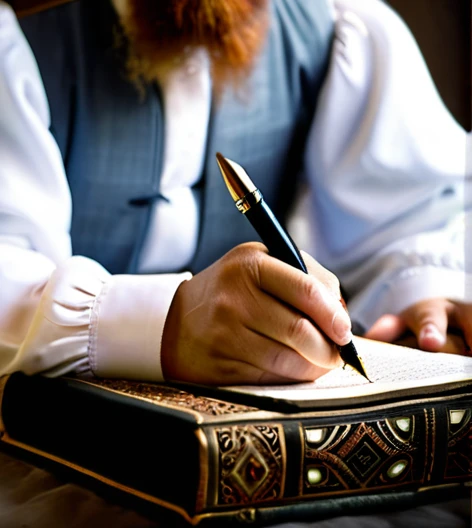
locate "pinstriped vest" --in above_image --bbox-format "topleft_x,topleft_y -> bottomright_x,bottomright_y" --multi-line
19,0 -> 333,274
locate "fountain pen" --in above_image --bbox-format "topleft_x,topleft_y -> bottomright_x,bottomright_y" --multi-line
216,152 -> 370,381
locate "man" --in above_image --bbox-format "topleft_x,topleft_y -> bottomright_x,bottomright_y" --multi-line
0,0 -> 470,388
0,1 -> 470,527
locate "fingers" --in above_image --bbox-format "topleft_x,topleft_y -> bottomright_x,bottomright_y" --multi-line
401,299 -> 449,352
441,332 -> 472,356
163,242 -> 350,385
396,298 -> 472,355
451,303 -> 472,354
257,251 -> 353,347
209,358 -> 328,385
242,289 -> 342,369
217,327 -> 332,383
301,250 -> 342,296
364,300 -> 472,357
364,314 -> 407,343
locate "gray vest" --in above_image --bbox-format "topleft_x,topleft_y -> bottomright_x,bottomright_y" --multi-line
20,0 -> 333,274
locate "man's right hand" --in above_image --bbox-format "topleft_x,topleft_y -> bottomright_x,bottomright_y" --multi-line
161,242 -> 352,385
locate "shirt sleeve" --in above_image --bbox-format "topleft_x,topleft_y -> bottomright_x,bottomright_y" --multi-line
302,0 -> 472,331
0,2 -> 190,381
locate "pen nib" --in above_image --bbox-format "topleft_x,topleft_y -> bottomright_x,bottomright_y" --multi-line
216,152 -> 257,202
339,342 -> 372,382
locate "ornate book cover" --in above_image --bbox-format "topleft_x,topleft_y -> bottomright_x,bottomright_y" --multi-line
0,365 -> 471,526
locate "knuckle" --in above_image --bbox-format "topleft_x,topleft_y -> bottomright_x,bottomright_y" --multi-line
228,242 -> 267,262
246,246 -> 265,277
302,279 -> 329,310
243,241 -> 267,254
270,347 -> 292,373
269,348 -> 301,379
207,295 -> 236,332
224,243 -> 267,284
301,278 -> 318,303
269,347 -> 320,381
288,316 -> 313,347
324,272 -> 341,297
212,293 -> 236,324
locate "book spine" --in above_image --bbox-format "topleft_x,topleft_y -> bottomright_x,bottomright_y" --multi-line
0,373 -> 202,519
199,401 -> 472,515
1,373 -> 472,524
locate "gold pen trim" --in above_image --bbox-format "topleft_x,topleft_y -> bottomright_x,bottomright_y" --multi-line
235,189 -> 262,213
216,152 -> 258,202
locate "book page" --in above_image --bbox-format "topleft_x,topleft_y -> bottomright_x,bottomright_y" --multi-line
224,337 -> 472,405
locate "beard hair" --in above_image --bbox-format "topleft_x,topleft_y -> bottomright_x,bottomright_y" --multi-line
117,0 -> 269,95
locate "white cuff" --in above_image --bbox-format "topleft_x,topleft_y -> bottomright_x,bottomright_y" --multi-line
10,256 -> 108,377
351,266 -> 472,331
90,271 -> 191,380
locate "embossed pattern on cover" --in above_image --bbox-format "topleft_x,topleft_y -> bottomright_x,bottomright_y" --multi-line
1,374 -> 471,525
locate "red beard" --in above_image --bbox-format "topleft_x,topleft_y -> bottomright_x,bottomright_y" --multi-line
118,0 -> 269,93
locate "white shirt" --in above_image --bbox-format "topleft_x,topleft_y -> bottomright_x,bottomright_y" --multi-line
0,0 -> 470,381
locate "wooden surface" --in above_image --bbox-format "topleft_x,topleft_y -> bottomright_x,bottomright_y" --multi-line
388,0 -> 471,131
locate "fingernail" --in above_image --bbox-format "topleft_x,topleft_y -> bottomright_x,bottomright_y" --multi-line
419,323 -> 446,345
332,310 -> 353,343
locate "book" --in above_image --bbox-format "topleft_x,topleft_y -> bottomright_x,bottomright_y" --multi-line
0,338 -> 471,526
219,336 -> 472,409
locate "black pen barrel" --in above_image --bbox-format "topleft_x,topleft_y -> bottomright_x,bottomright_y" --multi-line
245,199 -> 308,273
216,153 -> 369,381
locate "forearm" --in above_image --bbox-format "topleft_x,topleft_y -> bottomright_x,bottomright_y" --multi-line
304,0 -> 470,327
0,2 -> 195,381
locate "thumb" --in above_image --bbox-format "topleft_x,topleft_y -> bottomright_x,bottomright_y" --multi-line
402,299 -> 448,352
364,314 -> 407,343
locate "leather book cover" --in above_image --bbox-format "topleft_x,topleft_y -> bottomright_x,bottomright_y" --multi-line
0,372 -> 471,526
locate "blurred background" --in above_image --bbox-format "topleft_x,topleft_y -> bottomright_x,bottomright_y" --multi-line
389,0 -> 471,131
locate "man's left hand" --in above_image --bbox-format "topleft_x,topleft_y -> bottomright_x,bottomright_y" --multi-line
365,298 -> 472,356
